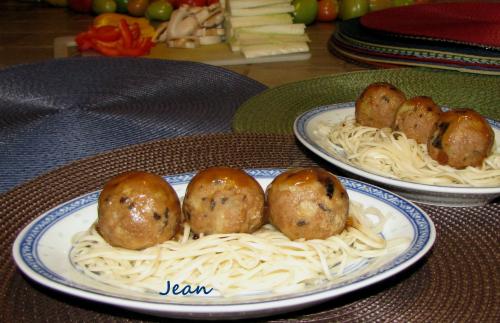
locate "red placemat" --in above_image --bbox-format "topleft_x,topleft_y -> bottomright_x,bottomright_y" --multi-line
361,2 -> 500,48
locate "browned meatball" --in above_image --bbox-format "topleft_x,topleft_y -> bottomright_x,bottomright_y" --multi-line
97,171 -> 182,250
428,109 -> 494,169
182,167 -> 265,235
355,82 -> 406,128
393,96 -> 442,144
266,168 -> 349,240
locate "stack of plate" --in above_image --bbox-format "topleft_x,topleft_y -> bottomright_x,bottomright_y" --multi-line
329,2 -> 500,75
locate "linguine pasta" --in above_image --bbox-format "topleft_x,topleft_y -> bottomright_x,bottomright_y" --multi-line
323,118 -> 500,187
70,202 -> 405,296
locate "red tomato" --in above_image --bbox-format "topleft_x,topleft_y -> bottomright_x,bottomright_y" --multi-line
177,0 -> 206,6
206,0 -> 219,5
317,0 -> 338,22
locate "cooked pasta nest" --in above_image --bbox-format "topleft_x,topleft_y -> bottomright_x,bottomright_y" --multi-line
70,201 -> 408,297
320,118 -> 500,187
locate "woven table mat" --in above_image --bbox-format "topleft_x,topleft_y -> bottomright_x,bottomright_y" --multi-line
0,57 -> 267,193
328,28 -> 500,76
328,18 -> 500,76
1,133 -> 498,322
232,68 -> 500,134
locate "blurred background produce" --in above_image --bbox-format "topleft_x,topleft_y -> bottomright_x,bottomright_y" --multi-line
339,0 -> 368,20
48,0 -> 429,24
127,0 -> 149,16
316,0 -> 338,22
292,0 -> 317,25
93,0 -> 117,14
145,0 -> 173,21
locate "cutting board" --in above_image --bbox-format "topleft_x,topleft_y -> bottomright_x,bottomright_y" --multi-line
54,36 -> 311,66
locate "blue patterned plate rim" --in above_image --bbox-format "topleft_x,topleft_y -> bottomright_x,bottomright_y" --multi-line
294,103 -> 500,194
12,168 -> 435,316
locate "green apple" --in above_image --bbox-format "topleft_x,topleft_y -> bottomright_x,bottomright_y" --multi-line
340,0 -> 369,20
293,0 -> 318,25
146,0 -> 173,21
93,0 -> 117,14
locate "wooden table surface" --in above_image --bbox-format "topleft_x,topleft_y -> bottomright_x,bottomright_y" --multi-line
0,0 -> 369,88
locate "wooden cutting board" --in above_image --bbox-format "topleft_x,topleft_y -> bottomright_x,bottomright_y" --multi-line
54,36 -> 311,66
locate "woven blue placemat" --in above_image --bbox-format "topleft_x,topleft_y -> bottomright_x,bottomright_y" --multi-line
0,57 -> 267,193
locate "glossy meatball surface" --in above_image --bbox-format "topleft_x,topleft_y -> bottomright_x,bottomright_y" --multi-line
355,82 -> 406,128
394,96 -> 442,144
266,168 -> 349,240
428,109 -> 494,169
97,171 -> 181,250
182,167 -> 265,235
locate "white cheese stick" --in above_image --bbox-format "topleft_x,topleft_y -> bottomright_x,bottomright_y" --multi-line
230,4 -> 295,16
228,0 -> 291,9
241,41 -> 309,58
235,23 -> 306,35
227,13 -> 293,28
236,32 -> 310,45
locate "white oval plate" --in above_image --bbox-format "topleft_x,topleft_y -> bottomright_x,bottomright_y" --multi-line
294,103 -> 500,207
12,168 -> 435,320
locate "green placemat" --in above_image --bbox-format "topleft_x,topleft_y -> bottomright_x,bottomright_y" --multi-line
233,68 -> 500,134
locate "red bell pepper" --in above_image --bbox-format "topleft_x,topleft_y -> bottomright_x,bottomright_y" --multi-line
75,19 -> 154,57
94,25 -> 121,42
118,19 -> 133,49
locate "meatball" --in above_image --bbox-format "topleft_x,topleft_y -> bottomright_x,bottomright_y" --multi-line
428,109 -> 494,169
265,168 -> 349,240
355,82 -> 406,128
393,96 -> 442,144
97,171 -> 182,250
182,167 -> 265,235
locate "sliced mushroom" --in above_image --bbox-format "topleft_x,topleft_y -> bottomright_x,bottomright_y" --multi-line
202,12 -> 224,28
194,27 -> 225,37
193,7 -> 211,25
188,6 -> 204,14
175,16 -> 200,38
153,21 -> 169,43
199,35 -> 222,45
167,37 -> 200,48
208,2 -> 221,11
158,3 -> 226,48
166,5 -> 196,40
